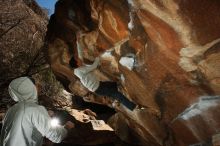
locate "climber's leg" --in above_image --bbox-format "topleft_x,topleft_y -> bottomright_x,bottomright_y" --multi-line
95,81 -> 136,110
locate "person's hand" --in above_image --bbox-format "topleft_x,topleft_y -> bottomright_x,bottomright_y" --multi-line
76,30 -> 86,39
76,31 -> 82,39
95,57 -> 100,65
82,109 -> 97,118
48,110 -> 55,117
112,100 -> 120,108
64,121 -> 75,130
95,56 -> 100,61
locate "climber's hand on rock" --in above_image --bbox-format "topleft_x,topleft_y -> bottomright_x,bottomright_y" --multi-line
83,109 -> 97,118
95,57 -> 101,66
112,100 -> 120,108
64,121 -> 75,130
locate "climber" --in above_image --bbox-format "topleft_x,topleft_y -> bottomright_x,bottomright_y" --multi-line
0,77 -> 74,146
69,56 -> 137,111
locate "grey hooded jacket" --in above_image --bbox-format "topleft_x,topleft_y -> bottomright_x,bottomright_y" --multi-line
74,57 -> 100,92
0,77 -> 67,146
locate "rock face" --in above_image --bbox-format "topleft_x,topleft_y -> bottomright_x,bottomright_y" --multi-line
0,0 -> 48,109
0,1 -> 118,146
0,0 -> 48,77
47,0 -> 220,146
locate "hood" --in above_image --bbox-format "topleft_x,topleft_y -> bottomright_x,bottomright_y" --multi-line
8,77 -> 38,103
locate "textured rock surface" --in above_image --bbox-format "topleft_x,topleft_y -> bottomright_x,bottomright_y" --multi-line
0,0 -> 48,109
48,0 -> 220,146
46,0 -> 220,146
1,0 -> 219,145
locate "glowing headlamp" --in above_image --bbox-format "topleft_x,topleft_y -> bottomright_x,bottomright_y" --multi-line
50,118 -> 60,127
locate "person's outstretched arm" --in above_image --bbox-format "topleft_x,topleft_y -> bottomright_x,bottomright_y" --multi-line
31,106 -> 69,143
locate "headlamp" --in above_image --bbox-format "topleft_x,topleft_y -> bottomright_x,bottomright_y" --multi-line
50,118 -> 60,127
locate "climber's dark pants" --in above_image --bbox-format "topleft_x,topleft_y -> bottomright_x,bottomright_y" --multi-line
95,81 -> 136,110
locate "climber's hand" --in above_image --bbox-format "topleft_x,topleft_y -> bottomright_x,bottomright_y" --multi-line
48,110 -> 55,117
112,100 -> 120,108
83,109 -> 97,118
95,57 -> 100,65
